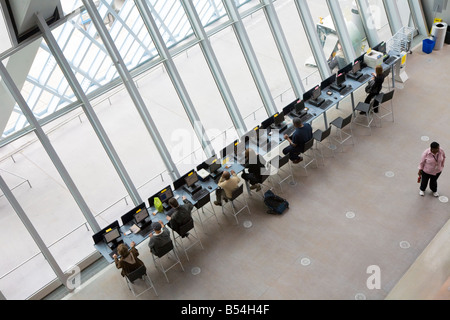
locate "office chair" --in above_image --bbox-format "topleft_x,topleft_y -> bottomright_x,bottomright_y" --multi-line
193,192 -> 220,232
170,218 -> 203,261
269,154 -> 296,193
353,99 -> 375,135
329,113 -> 355,152
125,265 -> 158,297
151,240 -> 184,283
313,127 -> 334,166
373,90 -> 395,127
298,138 -> 318,176
221,184 -> 251,225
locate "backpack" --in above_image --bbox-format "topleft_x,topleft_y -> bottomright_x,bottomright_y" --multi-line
264,190 -> 289,215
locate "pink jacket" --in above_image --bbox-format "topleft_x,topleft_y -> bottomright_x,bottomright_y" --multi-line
419,148 -> 446,175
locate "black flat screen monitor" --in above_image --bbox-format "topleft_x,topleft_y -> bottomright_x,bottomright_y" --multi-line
373,41 -> 386,54
338,63 -> 353,75
283,99 -> 297,115
134,207 -> 149,224
336,73 -> 346,86
273,112 -> 285,126
209,161 -> 221,173
355,53 -> 366,66
303,86 -> 316,101
221,140 -> 238,159
261,117 -> 274,130
185,170 -> 199,187
321,74 -> 336,90
295,100 -> 305,113
158,187 -> 173,203
312,86 -> 321,100
103,227 -> 120,244
352,61 -> 361,73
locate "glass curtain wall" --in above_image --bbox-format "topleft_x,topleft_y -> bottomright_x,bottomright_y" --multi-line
367,0 -> 393,42
338,0 -> 369,56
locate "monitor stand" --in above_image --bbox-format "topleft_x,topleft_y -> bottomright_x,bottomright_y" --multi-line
347,71 -> 362,80
309,97 -> 324,107
183,183 -> 202,195
330,83 -> 347,92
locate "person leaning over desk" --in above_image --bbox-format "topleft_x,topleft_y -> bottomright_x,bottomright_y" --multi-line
362,65 -> 385,114
148,220 -> 172,254
283,117 -> 313,164
214,170 -> 240,206
113,241 -> 145,277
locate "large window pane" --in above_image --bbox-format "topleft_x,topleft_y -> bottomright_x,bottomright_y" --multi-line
339,0 -> 369,56
367,0 -> 393,41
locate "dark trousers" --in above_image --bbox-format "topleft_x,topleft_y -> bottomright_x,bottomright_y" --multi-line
365,93 -> 380,112
283,145 -> 301,161
420,171 -> 441,193
242,172 -> 261,186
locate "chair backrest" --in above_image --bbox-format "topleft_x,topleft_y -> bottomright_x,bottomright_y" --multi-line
322,126 -> 332,140
153,239 -> 174,258
382,90 -> 394,103
342,114 -> 353,128
230,184 -> 244,201
178,218 -> 194,237
278,154 -> 290,168
126,264 -> 147,283
304,138 -> 314,152
195,192 -> 211,209
382,68 -> 391,78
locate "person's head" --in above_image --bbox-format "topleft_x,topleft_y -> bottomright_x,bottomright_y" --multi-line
222,171 -> 231,180
375,65 -> 383,76
117,243 -> 129,258
152,221 -> 162,233
430,142 -> 440,154
293,118 -> 303,128
168,197 -> 179,209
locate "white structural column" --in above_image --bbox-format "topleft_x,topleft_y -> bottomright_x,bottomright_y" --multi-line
260,0 -> 305,98
327,0 -> 357,63
180,0 -> 247,137
0,62 -> 101,233
222,0 -> 278,116
35,12 -> 143,207
134,0 -> 215,158
294,0 -> 332,80
383,0 -> 404,35
81,0 -> 180,180
356,0 -> 380,48
0,174 -> 69,291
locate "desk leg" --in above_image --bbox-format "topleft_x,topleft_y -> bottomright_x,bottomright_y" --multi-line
391,65 -> 395,89
323,112 -> 329,130
336,102 -> 340,110
351,93 -> 356,116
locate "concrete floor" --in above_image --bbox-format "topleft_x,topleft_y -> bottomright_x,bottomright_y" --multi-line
0,0 -> 449,301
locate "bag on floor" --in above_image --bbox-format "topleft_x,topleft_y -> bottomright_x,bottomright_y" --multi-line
264,190 -> 289,215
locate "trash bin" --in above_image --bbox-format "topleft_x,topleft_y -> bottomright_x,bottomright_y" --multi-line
445,25 -> 450,45
422,38 -> 435,54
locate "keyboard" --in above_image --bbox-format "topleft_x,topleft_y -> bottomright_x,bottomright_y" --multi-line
340,86 -> 353,96
384,56 -> 397,65
192,188 -> 210,201
358,74 -> 372,83
318,100 -> 333,110
139,223 -> 154,235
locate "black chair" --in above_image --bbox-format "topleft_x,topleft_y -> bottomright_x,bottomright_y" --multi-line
330,114 -> 354,152
151,240 -> 184,283
354,99 -> 375,135
374,90 -> 395,126
193,192 -> 220,231
298,138 -> 318,175
270,154 -> 296,193
125,265 -> 158,297
221,184 -> 251,225
313,126 -> 333,166
171,218 -> 203,261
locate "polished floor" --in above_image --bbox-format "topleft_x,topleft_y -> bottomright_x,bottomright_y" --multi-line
60,43 -> 450,301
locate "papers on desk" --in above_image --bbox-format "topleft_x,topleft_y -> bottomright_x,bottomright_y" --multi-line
130,224 -> 141,234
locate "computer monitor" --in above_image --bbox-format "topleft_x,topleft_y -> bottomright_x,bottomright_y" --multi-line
185,170 -> 199,188
336,73 -> 346,87
273,112 -> 285,126
103,227 -> 120,244
321,74 -> 337,90
374,41 -> 386,54
158,187 -> 173,203
312,86 -> 321,100
283,99 -> 297,115
261,117 -> 274,130
134,207 -> 149,225
352,61 -> 361,74
338,63 -> 353,75
221,140 -> 238,159
354,53 -> 366,66
209,161 -> 221,173
294,100 -> 305,114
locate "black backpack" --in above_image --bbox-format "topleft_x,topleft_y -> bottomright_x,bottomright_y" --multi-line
264,190 -> 289,215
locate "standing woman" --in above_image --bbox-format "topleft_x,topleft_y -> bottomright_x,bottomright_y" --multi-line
363,65 -> 385,113
418,142 -> 446,197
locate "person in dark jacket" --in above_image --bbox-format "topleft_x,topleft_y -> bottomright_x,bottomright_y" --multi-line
241,148 -> 266,192
363,65 -> 385,114
166,197 -> 193,237
283,118 -> 313,164
114,241 -> 145,277
148,220 -> 172,255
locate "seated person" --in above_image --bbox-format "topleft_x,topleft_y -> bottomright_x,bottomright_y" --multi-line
241,148 -> 266,192
283,118 -> 312,164
148,220 -> 172,255
166,197 -> 193,237
214,170 -> 240,206
113,241 -> 145,278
